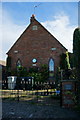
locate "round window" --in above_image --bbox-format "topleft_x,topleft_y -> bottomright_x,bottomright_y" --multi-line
32,58 -> 37,63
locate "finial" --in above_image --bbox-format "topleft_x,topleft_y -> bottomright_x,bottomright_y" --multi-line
33,3 -> 41,15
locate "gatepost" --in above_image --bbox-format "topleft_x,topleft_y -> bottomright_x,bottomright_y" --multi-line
61,80 -> 77,108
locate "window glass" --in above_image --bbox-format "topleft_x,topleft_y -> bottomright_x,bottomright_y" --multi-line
32,58 -> 37,63
32,25 -> 38,30
49,58 -> 54,71
16,59 -> 21,67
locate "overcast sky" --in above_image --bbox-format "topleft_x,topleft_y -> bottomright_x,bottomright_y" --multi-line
0,1 -> 79,61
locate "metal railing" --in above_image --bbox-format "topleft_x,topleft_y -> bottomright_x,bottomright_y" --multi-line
1,80 -> 60,104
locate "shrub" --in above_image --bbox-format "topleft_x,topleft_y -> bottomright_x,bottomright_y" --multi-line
39,64 -> 49,81
27,64 -> 49,82
60,51 -> 70,70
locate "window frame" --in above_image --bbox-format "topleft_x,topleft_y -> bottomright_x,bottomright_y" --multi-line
48,58 -> 55,72
32,25 -> 38,30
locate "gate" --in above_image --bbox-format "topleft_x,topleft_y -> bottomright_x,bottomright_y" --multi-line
2,78 -> 60,105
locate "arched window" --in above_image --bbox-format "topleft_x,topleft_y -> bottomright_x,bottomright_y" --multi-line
49,58 -> 54,72
16,59 -> 21,67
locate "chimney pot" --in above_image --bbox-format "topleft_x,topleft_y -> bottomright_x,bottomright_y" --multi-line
30,14 -> 35,23
32,14 -> 35,18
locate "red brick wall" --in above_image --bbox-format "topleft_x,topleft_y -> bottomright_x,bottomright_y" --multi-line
7,16 -> 67,71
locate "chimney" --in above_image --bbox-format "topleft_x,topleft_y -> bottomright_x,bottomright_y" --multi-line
30,14 -> 35,23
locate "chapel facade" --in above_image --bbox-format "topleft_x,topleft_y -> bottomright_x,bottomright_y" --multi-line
7,15 -> 67,79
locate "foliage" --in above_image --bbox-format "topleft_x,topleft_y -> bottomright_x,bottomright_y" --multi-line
60,51 -> 70,70
6,56 -> 11,72
17,66 -> 27,77
65,51 -> 71,69
10,64 -> 49,82
19,67 -> 27,77
68,53 -> 74,68
73,27 -> 80,105
28,64 -> 49,82
11,69 -> 17,76
55,67 -> 61,86
60,51 -> 71,79
39,64 -> 49,81
10,66 -> 27,77
68,68 -> 77,80
60,53 -> 66,70
65,91 -> 77,105
29,67 -> 38,73
73,27 -> 80,80
27,72 -> 42,82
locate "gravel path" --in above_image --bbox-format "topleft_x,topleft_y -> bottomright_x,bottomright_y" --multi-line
2,100 -> 80,120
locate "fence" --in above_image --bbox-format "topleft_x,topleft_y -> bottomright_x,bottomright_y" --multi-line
1,79 -> 60,104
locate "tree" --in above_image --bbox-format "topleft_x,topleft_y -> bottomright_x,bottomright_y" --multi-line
73,27 -> 80,80
60,53 -> 66,70
73,27 -> 80,104
39,64 -> 49,81
6,56 -> 11,76
60,51 -> 70,70
68,52 -> 74,68
6,56 -> 11,69
60,51 -> 71,79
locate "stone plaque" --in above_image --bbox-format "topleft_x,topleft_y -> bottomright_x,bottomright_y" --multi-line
32,64 -> 36,66
64,84 -> 73,90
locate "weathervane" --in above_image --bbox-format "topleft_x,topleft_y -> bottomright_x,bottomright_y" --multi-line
34,3 -> 41,15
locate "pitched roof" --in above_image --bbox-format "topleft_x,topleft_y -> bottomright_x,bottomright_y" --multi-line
34,18 -> 67,50
7,15 -> 67,54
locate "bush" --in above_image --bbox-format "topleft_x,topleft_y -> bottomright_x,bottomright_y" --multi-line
39,64 -> 49,81
9,64 -> 49,82
60,51 -> 70,70
27,72 -> 42,82
19,67 -> 27,77
27,64 -> 49,82
29,67 -> 38,73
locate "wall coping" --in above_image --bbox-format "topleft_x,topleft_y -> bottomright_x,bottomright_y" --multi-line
61,79 -> 77,82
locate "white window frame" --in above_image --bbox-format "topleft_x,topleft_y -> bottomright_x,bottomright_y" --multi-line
32,25 -> 38,30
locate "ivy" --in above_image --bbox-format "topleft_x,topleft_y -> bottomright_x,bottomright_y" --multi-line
60,51 -> 70,70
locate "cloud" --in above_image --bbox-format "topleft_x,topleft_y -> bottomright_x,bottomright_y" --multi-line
1,8 -> 77,61
41,13 -> 77,53
1,9 -> 26,61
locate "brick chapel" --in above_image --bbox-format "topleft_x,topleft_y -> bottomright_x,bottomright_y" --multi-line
7,14 -> 67,78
